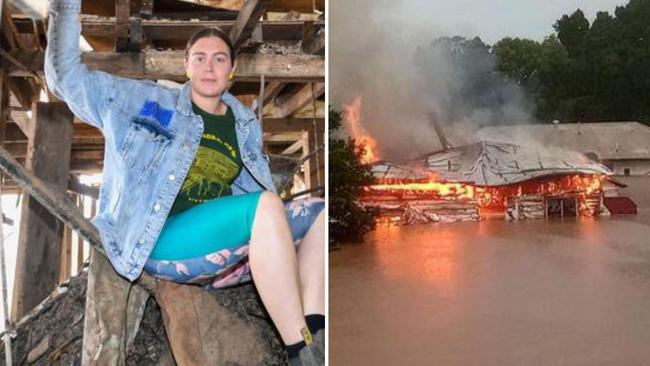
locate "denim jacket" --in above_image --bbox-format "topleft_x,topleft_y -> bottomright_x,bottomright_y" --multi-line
45,0 -> 275,281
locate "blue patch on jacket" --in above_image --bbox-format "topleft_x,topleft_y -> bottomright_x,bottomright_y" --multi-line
139,100 -> 173,127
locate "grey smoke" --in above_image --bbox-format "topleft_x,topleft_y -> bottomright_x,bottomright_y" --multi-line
330,0 -> 536,161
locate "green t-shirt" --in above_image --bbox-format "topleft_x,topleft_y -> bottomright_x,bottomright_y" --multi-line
169,103 -> 243,216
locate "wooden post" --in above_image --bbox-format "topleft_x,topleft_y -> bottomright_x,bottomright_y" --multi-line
301,131 -> 311,191
11,102 -> 73,321
0,69 -> 6,149
58,220 -> 71,283
307,125 -> 324,189
115,0 -> 131,51
76,194 -> 85,273
544,198 -> 548,220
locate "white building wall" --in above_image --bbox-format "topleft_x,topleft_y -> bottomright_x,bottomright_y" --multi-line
605,159 -> 650,176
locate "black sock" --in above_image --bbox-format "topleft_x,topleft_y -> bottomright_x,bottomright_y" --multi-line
305,314 -> 325,334
286,341 -> 306,358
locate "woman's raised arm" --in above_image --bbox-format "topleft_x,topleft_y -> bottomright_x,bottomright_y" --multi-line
44,0 -> 119,130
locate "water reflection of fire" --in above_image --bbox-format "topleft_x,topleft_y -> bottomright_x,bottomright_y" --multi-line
343,96 -> 378,164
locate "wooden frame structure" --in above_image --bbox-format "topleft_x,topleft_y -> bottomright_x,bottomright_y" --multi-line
0,0 -> 325,322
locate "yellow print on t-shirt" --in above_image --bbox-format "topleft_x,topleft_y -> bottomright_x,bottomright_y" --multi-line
202,133 -> 238,159
180,145 -> 239,200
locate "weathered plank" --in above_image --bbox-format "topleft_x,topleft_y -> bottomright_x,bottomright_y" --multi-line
11,102 -> 74,321
7,50 -> 324,81
229,0 -> 272,49
0,70 -> 6,148
263,117 -> 323,133
80,16 -> 322,41
177,0 -> 324,12
302,24 -> 324,54
252,80 -> 285,112
114,0 -> 131,51
274,82 -> 324,118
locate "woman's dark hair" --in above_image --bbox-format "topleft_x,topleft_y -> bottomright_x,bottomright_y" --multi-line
185,27 -> 235,64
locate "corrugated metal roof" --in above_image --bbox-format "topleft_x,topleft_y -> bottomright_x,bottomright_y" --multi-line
371,141 -> 612,187
426,141 -> 612,186
477,122 -> 650,160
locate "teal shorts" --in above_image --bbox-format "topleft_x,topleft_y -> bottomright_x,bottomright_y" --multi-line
149,191 -> 263,260
144,193 -> 325,289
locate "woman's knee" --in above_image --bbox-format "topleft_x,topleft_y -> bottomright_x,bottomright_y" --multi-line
257,191 -> 285,215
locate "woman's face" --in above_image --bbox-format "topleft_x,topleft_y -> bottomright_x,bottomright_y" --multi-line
184,36 -> 234,98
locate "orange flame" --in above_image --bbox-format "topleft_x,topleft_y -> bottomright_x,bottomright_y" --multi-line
363,173 -> 606,218
343,96 -> 378,164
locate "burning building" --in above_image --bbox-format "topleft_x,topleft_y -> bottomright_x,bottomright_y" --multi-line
342,97 -> 626,224
361,141 -> 614,224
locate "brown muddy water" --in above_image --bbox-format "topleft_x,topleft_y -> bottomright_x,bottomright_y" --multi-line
330,215 -> 650,365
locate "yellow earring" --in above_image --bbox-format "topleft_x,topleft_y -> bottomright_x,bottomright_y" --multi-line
228,72 -> 235,81
186,72 -> 191,79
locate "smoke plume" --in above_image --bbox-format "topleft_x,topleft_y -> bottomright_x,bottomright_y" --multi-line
330,0 -> 535,161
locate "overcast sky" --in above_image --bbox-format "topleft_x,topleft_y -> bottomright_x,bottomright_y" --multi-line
330,0 -> 629,46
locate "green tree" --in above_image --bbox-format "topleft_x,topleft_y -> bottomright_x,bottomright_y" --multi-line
328,106 -> 376,243
554,9 -> 590,57
494,0 -> 650,125
493,37 -> 543,85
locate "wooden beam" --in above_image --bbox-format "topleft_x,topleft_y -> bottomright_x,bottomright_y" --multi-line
176,0 -> 324,13
68,177 -> 99,200
302,25 -> 324,55
150,10 -> 238,20
281,139 -> 303,155
129,17 -> 144,51
3,120 -> 104,144
5,117 -> 320,141
0,142 -> 104,160
264,132 -> 302,143
11,102 -> 74,321
1,1 -> 18,50
140,0 -> 154,19
76,195 -> 85,272
59,222 -> 72,283
177,0 -> 243,11
0,70 -> 5,145
6,109 -> 30,138
229,0 -> 272,49
115,0 -> 130,52
81,17 -> 322,41
262,117 -> 323,133
252,81 -> 285,112
301,21 -> 313,52
274,82 -> 324,118
4,121 -> 27,141
7,50 -> 324,82
304,128 -> 324,191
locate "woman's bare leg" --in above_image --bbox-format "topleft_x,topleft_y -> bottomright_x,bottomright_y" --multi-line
297,210 -> 325,316
249,191 -> 306,345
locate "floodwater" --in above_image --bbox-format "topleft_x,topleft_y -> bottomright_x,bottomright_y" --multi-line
330,215 -> 650,366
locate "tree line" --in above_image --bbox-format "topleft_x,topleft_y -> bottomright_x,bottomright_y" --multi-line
493,0 -> 650,124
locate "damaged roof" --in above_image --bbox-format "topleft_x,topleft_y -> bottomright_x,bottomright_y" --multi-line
372,141 -> 612,187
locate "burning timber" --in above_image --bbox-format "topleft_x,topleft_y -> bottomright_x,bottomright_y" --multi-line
361,141 -> 614,224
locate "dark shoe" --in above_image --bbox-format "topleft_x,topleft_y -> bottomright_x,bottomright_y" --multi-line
288,329 -> 324,366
